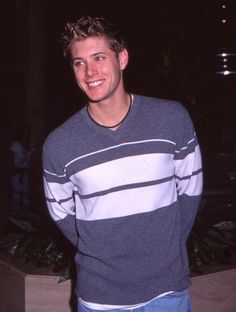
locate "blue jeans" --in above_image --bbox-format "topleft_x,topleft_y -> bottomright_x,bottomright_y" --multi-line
78,289 -> 192,312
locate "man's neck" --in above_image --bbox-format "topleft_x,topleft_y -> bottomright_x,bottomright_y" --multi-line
87,92 -> 131,130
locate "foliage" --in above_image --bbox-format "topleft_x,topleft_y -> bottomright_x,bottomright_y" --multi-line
187,197 -> 236,275
0,210 -> 73,282
1,195 -> 236,281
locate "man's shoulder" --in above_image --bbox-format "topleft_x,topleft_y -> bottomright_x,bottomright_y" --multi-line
43,110 -> 84,151
134,94 -> 187,115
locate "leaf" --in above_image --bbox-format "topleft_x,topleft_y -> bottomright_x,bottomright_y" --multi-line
9,216 -> 36,232
58,266 -> 71,283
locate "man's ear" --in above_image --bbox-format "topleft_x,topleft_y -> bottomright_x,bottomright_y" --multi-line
119,48 -> 129,70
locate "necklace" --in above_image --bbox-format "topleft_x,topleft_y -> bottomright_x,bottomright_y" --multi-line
87,95 -> 133,129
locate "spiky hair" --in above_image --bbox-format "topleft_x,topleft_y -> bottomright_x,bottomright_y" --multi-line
61,16 -> 127,58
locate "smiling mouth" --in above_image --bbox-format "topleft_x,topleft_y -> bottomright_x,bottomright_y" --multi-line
87,80 -> 104,87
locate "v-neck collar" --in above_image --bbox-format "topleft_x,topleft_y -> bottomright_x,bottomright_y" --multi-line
80,94 -> 139,138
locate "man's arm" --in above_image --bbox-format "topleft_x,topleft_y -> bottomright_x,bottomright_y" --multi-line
174,108 -> 203,241
42,146 -> 78,247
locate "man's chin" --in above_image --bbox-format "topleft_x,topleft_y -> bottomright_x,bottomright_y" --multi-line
79,87 -> 102,103
87,94 -> 106,103
88,97 -> 100,103
84,89 -> 112,103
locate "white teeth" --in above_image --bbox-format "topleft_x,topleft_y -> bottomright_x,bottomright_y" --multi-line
88,80 -> 103,87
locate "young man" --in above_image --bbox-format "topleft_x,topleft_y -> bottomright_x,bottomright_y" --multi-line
43,16 -> 203,312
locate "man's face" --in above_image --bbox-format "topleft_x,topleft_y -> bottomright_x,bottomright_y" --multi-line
70,36 -> 128,103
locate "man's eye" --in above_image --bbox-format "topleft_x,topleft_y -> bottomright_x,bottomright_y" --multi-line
73,61 -> 84,67
95,56 -> 105,62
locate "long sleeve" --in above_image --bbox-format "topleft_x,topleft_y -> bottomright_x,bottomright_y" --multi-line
174,110 -> 203,241
42,143 -> 78,247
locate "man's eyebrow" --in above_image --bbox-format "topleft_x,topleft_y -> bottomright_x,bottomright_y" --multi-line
72,57 -> 83,61
72,52 -> 107,62
92,52 -> 107,56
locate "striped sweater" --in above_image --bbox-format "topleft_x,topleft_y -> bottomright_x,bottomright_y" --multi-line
42,94 -> 203,305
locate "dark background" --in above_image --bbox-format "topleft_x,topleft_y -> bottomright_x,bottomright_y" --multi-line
0,0 -> 236,189
1,1 -> 236,122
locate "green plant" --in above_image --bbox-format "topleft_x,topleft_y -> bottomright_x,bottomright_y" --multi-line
0,210 -> 73,282
187,197 -> 236,275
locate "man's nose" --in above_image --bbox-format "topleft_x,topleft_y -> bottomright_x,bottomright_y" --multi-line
85,62 -> 97,77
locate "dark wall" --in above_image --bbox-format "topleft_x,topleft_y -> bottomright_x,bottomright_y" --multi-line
43,1 -> 236,127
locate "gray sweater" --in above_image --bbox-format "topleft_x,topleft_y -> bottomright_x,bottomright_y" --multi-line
43,94 -> 203,305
